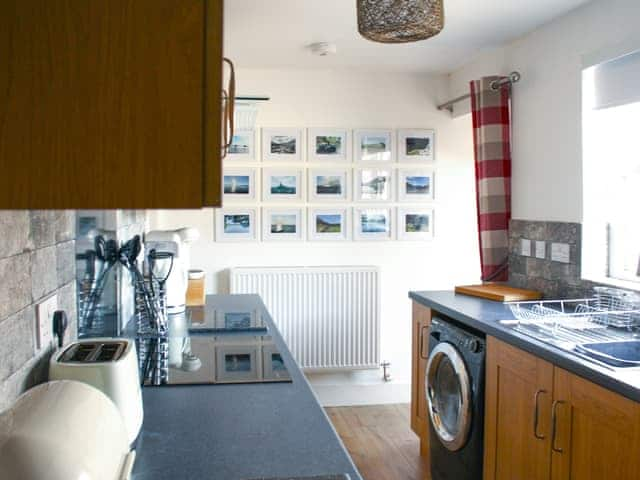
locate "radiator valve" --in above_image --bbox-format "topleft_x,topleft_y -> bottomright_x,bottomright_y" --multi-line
381,361 -> 392,382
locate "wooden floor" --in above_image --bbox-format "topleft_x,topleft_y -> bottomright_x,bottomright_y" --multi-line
326,404 -> 430,480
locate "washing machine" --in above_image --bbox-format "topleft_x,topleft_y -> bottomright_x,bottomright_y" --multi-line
426,315 -> 485,480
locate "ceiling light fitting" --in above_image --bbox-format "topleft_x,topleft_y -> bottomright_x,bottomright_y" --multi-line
309,42 -> 337,56
357,0 -> 444,44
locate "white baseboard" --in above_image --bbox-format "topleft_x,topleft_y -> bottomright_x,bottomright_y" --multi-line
308,380 -> 411,407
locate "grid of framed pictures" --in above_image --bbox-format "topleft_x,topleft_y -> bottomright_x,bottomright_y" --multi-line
217,127 -> 436,242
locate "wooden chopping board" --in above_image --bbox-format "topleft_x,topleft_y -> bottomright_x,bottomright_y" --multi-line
454,284 -> 543,302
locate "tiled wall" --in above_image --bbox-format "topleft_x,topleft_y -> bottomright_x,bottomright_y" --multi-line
0,211 -> 77,412
509,219 -> 597,298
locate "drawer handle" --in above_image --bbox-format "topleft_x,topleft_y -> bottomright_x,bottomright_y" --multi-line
533,389 -> 547,440
551,400 -> 566,453
419,326 -> 429,359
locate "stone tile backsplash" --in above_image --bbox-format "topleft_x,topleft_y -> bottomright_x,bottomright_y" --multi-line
0,210 -> 77,412
509,219 -> 597,299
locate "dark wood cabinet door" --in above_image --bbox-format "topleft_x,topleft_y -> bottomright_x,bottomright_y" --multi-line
410,301 -> 431,456
0,0 -> 222,208
484,336 -> 554,480
551,368 -> 640,480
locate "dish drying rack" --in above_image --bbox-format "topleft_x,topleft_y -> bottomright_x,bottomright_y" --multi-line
505,287 -> 640,346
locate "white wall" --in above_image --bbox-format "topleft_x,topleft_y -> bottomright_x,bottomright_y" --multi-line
148,68 -> 480,404
448,0 -> 640,223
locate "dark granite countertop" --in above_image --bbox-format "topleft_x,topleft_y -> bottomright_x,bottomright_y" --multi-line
132,294 -> 361,480
409,290 -> 640,403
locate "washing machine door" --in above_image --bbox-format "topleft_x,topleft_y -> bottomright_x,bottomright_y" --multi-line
426,341 -> 472,451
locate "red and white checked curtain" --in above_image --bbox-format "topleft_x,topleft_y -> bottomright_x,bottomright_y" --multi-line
470,77 -> 512,282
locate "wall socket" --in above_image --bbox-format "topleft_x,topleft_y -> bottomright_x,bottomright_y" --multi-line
36,294 -> 58,350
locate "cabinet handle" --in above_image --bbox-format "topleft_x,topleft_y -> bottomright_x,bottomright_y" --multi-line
419,325 -> 429,359
533,389 -> 547,440
221,57 -> 236,159
551,400 -> 566,453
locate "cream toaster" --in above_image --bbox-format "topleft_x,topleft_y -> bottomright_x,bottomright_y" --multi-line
49,338 -> 143,444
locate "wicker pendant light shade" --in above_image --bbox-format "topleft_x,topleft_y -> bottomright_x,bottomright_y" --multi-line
357,0 -> 444,44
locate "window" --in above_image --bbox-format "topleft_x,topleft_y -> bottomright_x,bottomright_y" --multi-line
582,48 -> 640,287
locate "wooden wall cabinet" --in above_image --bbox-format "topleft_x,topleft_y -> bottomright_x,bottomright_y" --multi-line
410,301 -> 431,456
0,0 -> 224,209
485,336 -> 640,480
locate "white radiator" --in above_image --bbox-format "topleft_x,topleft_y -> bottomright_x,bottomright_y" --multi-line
230,266 -> 380,371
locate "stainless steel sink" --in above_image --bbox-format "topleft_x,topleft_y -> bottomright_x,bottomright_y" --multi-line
574,340 -> 640,368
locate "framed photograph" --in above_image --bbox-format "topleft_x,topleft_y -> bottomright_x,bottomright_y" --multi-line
397,169 -> 434,202
262,342 -> 291,382
397,207 -> 434,240
262,208 -> 304,241
215,208 -> 259,242
262,168 -> 304,202
354,168 -> 393,202
354,208 -> 394,241
397,129 -> 435,163
354,129 -> 394,163
226,129 -> 256,161
222,168 -> 257,202
307,128 -> 350,163
308,169 -> 350,202
308,208 -> 351,241
262,128 -> 303,162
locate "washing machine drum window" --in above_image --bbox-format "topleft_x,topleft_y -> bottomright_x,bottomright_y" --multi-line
426,342 -> 472,451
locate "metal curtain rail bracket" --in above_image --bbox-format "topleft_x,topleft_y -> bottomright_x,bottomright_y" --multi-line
437,71 -> 521,113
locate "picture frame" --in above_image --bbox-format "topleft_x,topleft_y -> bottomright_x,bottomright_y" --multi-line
262,128 -> 303,162
308,207 -> 351,241
262,342 -> 291,382
354,168 -> 394,202
222,168 -> 257,202
262,208 -> 305,241
262,168 -> 304,202
354,207 -> 394,241
397,169 -> 434,202
215,343 -> 261,383
307,128 -> 350,163
397,129 -> 435,163
308,169 -> 350,202
215,208 -> 259,242
226,129 -> 256,162
397,207 -> 434,240
354,129 -> 394,163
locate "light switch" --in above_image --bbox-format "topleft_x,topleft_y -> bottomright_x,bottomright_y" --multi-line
520,239 -> 531,257
551,243 -> 571,263
36,294 -> 58,350
535,241 -> 546,259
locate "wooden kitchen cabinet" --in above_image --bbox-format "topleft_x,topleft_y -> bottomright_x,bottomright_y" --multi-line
551,368 -> 640,480
485,336 -> 640,480
410,301 -> 431,456
0,0 -> 224,208
484,336 -> 554,480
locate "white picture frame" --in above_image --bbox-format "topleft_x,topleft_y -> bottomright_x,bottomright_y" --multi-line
307,128 -> 350,163
397,129 -> 435,163
226,129 -> 256,162
262,208 -> 305,241
308,169 -> 350,202
354,129 -> 394,163
215,208 -> 259,242
397,169 -> 434,202
262,128 -> 303,162
222,168 -> 257,202
354,168 -> 394,202
354,207 -> 394,241
262,168 -> 304,202
308,207 -> 351,241
215,344 -> 261,383
397,207 -> 434,241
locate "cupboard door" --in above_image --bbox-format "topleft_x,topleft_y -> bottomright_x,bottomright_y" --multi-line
0,0 -> 216,208
551,368 -> 640,480
410,302 -> 431,456
484,337 -> 554,480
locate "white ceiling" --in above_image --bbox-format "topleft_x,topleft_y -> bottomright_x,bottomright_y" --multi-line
225,0 -> 592,73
